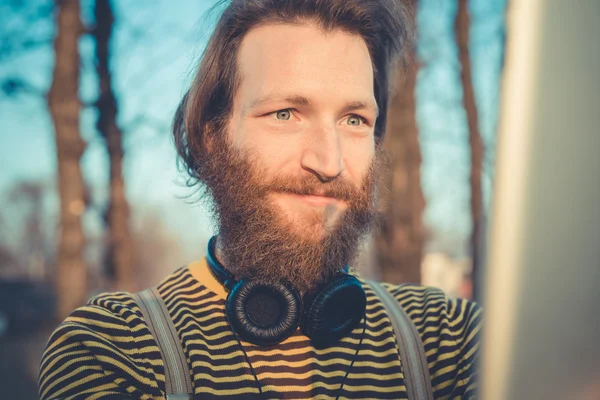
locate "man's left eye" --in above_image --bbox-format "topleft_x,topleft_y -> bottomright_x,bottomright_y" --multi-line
273,109 -> 292,120
346,115 -> 364,126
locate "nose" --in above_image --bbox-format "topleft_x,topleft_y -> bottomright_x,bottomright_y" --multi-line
300,125 -> 345,182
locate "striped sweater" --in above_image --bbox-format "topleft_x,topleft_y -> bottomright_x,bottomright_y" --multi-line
39,259 -> 482,399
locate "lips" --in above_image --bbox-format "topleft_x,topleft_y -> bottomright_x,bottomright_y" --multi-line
277,192 -> 340,207
295,194 -> 338,206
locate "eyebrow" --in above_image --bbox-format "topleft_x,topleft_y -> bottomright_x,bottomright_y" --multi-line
342,100 -> 380,118
248,94 -> 380,117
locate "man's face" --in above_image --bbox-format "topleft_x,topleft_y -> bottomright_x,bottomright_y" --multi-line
228,23 -> 378,239
202,22 -> 379,292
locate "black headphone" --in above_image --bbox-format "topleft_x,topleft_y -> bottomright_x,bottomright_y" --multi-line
206,237 -> 367,348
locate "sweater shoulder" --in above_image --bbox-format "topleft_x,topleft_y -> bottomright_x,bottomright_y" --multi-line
38,267 -> 190,399
364,281 -> 482,398
383,282 -> 482,325
363,280 -> 483,345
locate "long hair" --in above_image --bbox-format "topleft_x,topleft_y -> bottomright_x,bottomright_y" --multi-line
173,0 -> 415,188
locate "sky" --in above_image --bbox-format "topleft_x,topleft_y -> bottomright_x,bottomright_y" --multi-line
0,0 -> 506,263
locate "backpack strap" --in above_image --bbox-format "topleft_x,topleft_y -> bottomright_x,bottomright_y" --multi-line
133,287 -> 193,400
368,281 -> 434,400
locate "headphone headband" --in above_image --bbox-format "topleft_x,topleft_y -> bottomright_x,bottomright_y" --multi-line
206,237 -> 237,290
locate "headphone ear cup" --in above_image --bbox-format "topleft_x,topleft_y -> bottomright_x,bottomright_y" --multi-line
226,280 -> 303,347
301,274 -> 366,348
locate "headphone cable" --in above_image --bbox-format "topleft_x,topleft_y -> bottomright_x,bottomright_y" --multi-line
227,312 -> 265,396
335,311 -> 367,400
227,310 -> 368,400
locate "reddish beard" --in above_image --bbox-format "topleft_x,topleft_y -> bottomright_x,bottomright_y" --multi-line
197,133 -> 380,293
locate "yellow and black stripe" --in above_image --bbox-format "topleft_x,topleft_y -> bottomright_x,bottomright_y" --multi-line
39,259 -> 482,399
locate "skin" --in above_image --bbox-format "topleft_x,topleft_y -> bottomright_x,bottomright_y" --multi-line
227,22 -> 378,239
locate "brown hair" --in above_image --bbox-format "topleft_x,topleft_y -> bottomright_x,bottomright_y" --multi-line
173,0 -> 415,187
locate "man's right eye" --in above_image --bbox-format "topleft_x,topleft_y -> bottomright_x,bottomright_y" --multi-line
273,109 -> 292,120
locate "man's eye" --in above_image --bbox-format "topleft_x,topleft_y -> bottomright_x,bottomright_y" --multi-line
346,115 -> 364,126
273,109 -> 292,120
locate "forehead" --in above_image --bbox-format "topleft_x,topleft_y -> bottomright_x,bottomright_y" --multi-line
234,22 -> 375,111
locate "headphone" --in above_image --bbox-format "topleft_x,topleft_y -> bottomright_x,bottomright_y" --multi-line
206,237 -> 367,348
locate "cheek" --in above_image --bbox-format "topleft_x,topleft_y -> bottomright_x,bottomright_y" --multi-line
343,137 -> 375,184
230,118 -> 303,171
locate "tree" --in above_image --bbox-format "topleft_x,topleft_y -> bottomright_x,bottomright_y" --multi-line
93,0 -> 135,291
48,0 -> 88,320
374,0 -> 426,284
455,0 -> 484,301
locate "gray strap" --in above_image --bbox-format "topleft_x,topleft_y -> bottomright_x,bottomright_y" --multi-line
368,281 -> 434,400
133,287 -> 193,399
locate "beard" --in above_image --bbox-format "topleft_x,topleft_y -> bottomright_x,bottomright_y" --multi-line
197,133 -> 380,293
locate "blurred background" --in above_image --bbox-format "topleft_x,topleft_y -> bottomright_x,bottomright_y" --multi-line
0,0 -> 506,397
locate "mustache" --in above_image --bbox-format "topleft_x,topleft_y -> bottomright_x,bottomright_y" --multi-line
258,175 -> 364,202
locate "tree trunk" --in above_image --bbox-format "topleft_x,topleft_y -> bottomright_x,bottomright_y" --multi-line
48,0 -> 87,320
455,0 -> 484,302
374,13 -> 426,285
94,0 -> 135,291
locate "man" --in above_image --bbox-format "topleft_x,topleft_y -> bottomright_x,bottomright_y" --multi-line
39,0 -> 482,399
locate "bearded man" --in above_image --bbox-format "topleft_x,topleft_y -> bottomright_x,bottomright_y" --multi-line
39,1 -> 482,399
